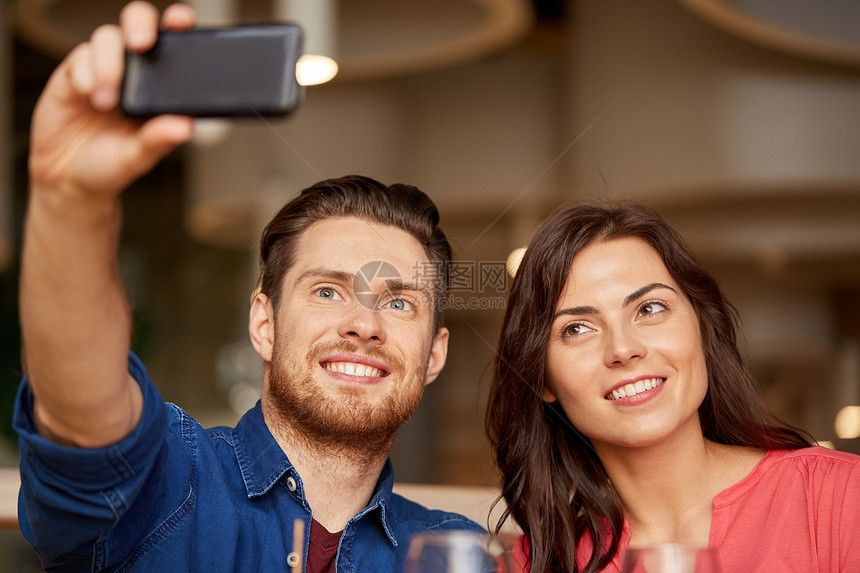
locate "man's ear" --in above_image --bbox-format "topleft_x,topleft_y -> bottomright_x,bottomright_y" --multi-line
249,292 -> 275,363
423,327 -> 449,385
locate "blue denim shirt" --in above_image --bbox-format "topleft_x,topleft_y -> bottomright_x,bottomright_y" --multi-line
14,353 -> 483,572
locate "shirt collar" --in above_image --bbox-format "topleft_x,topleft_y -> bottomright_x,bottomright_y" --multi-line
230,401 -> 399,545
231,401 -> 294,498
353,458 -> 398,545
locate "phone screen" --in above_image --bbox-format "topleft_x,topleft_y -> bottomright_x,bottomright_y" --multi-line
122,25 -> 303,118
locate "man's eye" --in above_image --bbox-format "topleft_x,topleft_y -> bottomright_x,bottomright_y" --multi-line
317,288 -> 337,299
386,299 -> 412,311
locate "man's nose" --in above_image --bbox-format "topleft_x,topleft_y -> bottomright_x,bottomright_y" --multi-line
337,299 -> 386,344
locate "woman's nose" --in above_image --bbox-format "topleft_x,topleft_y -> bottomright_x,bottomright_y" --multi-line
603,323 -> 646,366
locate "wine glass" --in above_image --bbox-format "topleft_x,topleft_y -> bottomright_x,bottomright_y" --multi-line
402,530 -> 515,573
620,545 -> 720,573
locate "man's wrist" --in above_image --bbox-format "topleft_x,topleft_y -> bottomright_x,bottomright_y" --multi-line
28,181 -> 123,227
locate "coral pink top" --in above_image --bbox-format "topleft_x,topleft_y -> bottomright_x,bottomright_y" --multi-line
513,447 -> 860,572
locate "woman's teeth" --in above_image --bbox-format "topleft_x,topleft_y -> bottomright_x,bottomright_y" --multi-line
606,377 -> 664,400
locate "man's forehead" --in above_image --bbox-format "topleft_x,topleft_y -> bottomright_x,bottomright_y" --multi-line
289,216 -> 430,279
299,216 -> 424,252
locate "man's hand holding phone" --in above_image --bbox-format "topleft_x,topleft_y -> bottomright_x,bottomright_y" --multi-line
30,1 -> 195,201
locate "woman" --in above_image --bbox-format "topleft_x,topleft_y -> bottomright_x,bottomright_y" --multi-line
487,203 -> 859,572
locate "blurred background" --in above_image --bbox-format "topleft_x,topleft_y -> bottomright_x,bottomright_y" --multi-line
1,0 -> 860,569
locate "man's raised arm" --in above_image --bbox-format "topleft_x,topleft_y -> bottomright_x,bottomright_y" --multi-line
19,1 -> 195,447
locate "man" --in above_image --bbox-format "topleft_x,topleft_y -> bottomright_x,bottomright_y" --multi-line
13,2 -> 482,571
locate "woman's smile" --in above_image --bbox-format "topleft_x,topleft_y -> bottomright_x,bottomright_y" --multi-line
604,376 -> 666,401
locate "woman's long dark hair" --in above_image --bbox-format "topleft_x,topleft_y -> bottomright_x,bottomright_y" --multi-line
486,203 -> 812,573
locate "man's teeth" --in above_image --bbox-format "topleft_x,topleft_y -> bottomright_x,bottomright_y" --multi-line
606,378 -> 664,400
324,362 -> 384,377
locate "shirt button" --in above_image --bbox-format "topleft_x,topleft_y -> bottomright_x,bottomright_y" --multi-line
286,476 -> 297,492
287,552 -> 301,568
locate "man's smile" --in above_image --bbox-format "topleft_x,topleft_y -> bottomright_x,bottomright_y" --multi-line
319,352 -> 391,381
322,361 -> 386,378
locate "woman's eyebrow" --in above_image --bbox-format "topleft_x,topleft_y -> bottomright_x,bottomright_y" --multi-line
551,283 -> 677,321
623,282 -> 677,307
552,305 -> 599,321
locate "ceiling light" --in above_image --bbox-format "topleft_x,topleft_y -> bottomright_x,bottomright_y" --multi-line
506,247 -> 526,278
835,405 -> 860,440
296,54 -> 339,86
277,0 -> 338,86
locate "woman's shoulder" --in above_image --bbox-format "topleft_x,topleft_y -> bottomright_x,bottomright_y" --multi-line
715,446 -> 859,507
766,446 -> 860,488
766,445 -> 859,471
710,447 -> 860,571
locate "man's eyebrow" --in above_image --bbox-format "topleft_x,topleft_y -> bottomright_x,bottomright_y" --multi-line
623,282 -> 677,307
383,279 -> 432,296
295,268 -> 354,284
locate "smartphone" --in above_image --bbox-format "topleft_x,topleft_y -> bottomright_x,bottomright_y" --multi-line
121,24 -> 303,118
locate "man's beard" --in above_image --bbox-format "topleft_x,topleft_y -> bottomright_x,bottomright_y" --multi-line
266,334 -> 427,459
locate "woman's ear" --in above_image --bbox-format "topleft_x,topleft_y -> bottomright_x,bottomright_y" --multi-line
249,292 -> 275,363
542,384 -> 558,403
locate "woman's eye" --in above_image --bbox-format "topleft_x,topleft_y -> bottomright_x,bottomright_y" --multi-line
562,322 -> 594,337
638,301 -> 667,317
